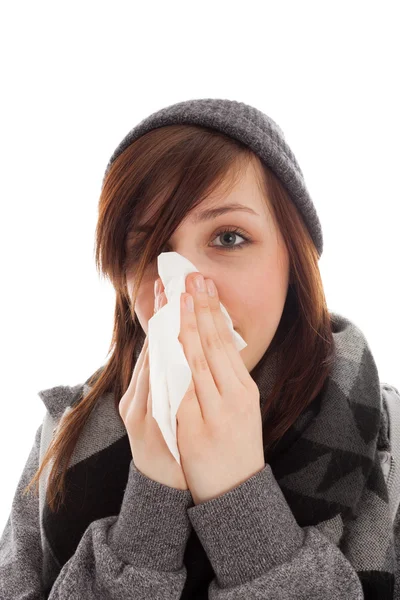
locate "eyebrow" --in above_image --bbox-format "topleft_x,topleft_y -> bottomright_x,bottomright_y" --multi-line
133,203 -> 259,235
191,203 -> 260,223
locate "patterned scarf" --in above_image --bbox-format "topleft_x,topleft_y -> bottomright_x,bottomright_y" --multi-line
42,310 -> 395,598
250,310 -> 396,598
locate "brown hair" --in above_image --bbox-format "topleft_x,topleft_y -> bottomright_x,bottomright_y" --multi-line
24,123 -> 335,512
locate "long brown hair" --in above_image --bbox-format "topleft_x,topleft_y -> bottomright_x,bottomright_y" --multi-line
24,123 -> 335,512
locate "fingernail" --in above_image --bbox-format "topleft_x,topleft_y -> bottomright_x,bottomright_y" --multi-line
206,279 -> 215,297
185,294 -> 194,312
194,275 -> 205,292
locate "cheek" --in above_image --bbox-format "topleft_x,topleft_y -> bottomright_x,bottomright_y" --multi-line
126,279 -> 156,329
232,267 -> 288,323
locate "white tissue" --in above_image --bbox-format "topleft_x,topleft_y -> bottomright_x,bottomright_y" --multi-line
148,251 -> 247,465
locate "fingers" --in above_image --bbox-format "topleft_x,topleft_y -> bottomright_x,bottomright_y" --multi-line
119,336 -> 148,420
136,285 -> 165,418
146,290 -> 168,417
127,335 -> 148,394
120,284 -> 167,422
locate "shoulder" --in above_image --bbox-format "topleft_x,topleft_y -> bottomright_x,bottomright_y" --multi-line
37,382 -> 86,420
381,382 -> 400,445
379,382 -> 400,524
37,366 -> 106,420
381,382 -> 400,399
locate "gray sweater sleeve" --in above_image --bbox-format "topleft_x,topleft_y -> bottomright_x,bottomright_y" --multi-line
187,463 -> 366,599
0,419 -> 194,599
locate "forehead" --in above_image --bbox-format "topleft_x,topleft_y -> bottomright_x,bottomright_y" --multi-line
129,155 -> 268,238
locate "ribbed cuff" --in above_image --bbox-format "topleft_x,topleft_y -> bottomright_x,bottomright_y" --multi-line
187,463 -> 304,589
109,460 -> 194,571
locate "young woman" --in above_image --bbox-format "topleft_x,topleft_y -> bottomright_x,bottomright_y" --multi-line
1,98 -> 398,599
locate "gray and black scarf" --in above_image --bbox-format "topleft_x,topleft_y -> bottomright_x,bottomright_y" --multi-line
250,310 -> 396,598
43,310 -> 396,598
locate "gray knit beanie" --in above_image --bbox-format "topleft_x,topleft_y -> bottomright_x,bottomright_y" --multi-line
103,98 -> 323,258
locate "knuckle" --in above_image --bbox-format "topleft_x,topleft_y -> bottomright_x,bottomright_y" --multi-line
204,330 -> 223,351
193,352 -> 209,373
198,299 -> 210,313
209,303 -> 220,317
187,320 -> 198,334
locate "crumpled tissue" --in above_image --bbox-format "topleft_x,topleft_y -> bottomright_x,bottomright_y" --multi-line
148,251 -> 247,465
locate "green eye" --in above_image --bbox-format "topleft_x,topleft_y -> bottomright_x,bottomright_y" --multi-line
210,227 -> 252,251
153,226 -> 253,258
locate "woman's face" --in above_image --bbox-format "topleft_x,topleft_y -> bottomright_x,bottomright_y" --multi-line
126,157 -> 290,373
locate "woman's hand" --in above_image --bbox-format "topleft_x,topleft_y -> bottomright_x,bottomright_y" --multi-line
118,284 -> 188,491
173,272 -> 265,505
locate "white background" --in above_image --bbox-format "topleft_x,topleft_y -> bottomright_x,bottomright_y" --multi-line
0,1 -> 399,532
